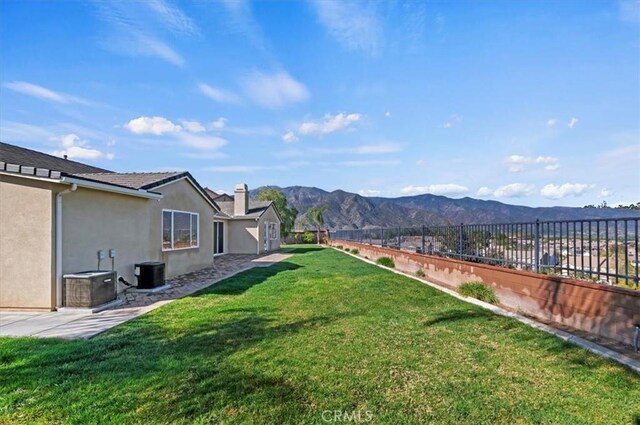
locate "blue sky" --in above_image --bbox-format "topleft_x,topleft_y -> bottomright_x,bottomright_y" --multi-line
1,0 -> 638,207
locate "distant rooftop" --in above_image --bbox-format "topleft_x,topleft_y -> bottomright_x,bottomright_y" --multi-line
217,200 -> 273,218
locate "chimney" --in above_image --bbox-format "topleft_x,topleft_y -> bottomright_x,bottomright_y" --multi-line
234,183 -> 249,216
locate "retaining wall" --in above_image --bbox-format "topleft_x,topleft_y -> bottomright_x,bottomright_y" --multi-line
331,240 -> 640,346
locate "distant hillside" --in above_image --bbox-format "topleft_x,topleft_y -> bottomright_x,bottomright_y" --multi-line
251,186 -> 639,230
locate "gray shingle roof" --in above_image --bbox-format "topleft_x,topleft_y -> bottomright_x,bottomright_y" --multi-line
73,172 -> 187,190
217,200 -> 273,218
0,142 -> 112,177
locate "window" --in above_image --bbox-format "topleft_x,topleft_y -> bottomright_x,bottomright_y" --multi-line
213,221 -> 224,255
162,210 -> 199,250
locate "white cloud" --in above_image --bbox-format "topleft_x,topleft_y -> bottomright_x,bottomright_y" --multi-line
309,0 -> 380,55
93,1 -> 187,67
277,143 -> 402,157
400,184 -> 469,196
568,117 -> 579,129
416,159 -> 427,167
282,131 -> 298,143
181,120 -> 205,133
3,81 -> 92,105
206,164 -> 288,173
146,0 -> 198,35
240,70 -> 309,108
51,134 -> 114,160
493,183 -> 536,198
598,188 -> 612,198
540,183 -> 589,200
443,114 -> 461,128
353,143 -> 400,154
176,132 -> 227,151
209,117 -> 227,130
544,163 -> 560,171
385,111 -> 391,117
298,113 -> 361,136
125,116 -> 182,135
476,187 -> 493,197
505,155 -> 559,172
547,118 -> 557,126
198,83 -> 242,104
218,0 -> 268,51
359,189 -> 381,197
325,159 -> 400,167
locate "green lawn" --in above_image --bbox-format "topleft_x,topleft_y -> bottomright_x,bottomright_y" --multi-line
1,246 -> 639,424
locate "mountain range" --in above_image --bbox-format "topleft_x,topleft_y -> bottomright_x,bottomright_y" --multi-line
251,186 -> 639,230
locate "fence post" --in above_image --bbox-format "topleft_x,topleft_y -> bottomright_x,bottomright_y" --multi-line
380,227 -> 384,247
534,219 -> 540,273
397,226 -> 401,248
421,225 -> 426,254
459,223 -> 464,260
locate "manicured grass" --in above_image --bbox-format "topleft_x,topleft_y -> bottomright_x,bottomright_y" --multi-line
1,246 -> 639,424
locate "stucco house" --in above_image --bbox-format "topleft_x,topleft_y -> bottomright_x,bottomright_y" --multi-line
0,142 -> 280,311
205,185 -> 282,255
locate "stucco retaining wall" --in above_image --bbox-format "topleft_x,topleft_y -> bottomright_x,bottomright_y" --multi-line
330,240 -> 640,346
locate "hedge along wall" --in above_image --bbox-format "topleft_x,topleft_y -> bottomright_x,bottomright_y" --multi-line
330,240 -> 640,346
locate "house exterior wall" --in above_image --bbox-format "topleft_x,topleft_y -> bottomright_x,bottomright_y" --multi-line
0,175 -> 56,310
257,206 -> 281,253
61,187 -> 155,289
227,219 -> 259,254
156,178 -> 216,276
62,178 -> 216,289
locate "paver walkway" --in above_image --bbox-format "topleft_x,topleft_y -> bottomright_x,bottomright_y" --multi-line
0,252 -> 291,339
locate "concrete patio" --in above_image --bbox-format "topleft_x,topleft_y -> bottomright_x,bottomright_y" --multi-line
0,252 -> 291,339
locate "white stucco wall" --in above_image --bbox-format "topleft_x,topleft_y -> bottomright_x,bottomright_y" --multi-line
227,219 -> 259,254
62,177 -> 216,292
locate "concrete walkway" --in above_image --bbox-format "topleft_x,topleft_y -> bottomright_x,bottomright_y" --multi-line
0,252 -> 291,340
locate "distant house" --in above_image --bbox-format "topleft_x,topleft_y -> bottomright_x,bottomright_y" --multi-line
205,185 -> 282,255
0,142 -> 280,310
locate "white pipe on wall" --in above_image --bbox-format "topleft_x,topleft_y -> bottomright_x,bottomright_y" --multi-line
55,183 -> 77,309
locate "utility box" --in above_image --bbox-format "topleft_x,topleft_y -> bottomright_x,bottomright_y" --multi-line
134,262 -> 165,289
63,271 -> 117,308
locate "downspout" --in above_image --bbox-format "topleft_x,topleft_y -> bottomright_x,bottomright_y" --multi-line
55,183 -> 77,309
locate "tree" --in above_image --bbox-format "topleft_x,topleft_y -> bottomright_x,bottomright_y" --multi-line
305,205 -> 327,244
257,188 -> 298,237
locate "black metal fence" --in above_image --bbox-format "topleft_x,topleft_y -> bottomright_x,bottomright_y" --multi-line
331,217 -> 640,288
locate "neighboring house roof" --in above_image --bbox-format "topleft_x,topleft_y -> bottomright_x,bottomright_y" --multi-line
217,200 -> 275,219
0,142 -> 112,178
204,187 -> 234,203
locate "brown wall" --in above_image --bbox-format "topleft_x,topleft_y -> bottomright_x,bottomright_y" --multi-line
330,240 -> 640,346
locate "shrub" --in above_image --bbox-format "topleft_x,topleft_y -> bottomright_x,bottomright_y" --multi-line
416,269 -> 425,278
376,257 -> 395,268
350,249 -> 359,255
336,245 -> 343,250
458,281 -> 499,304
302,231 -> 315,244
